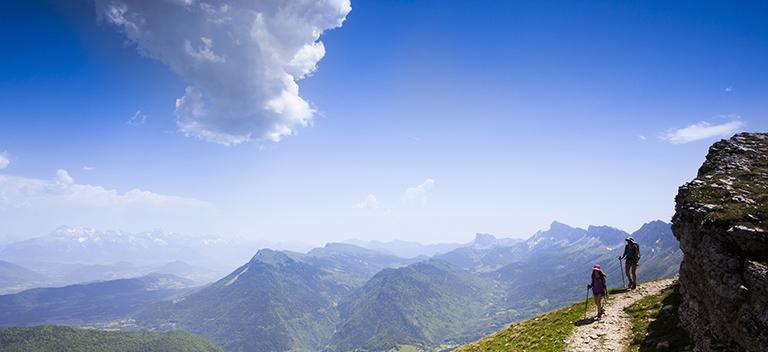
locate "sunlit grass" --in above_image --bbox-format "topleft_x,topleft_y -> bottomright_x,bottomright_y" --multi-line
455,297 -> 594,352
624,283 -> 692,352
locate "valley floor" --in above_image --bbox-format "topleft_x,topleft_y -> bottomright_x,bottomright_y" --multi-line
564,279 -> 674,352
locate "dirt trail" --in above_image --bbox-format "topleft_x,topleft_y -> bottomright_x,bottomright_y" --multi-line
564,279 -> 675,352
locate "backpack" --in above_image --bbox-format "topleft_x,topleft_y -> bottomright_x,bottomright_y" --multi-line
631,243 -> 640,260
635,243 -> 640,259
626,242 -> 640,260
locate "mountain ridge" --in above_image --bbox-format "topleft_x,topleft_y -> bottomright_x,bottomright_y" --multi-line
0,220 -> 680,352
133,219 -> 678,352
0,273 -> 195,327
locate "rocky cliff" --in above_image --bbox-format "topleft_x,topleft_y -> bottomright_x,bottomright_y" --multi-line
672,132 -> 768,352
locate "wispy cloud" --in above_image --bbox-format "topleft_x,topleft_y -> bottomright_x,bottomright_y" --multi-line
97,0 -> 351,145
0,153 -> 9,170
0,169 -> 217,235
82,166 -> 96,171
405,179 -> 435,204
661,119 -> 745,144
127,110 -> 147,126
638,135 -> 647,141
0,169 -> 214,211
353,194 -> 380,210
725,86 -> 734,93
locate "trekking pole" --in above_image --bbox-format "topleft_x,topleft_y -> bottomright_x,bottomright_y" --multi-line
619,257 -> 626,288
584,287 -> 590,319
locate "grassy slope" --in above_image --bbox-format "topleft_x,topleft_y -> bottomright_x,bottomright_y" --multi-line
0,326 -> 224,352
456,287 -> 635,352
456,297 -> 593,352
624,283 -> 693,352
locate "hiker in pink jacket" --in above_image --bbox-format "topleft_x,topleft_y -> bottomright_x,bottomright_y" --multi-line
587,264 -> 607,318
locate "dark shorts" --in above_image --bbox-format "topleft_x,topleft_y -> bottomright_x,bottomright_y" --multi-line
626,258 -> 638,266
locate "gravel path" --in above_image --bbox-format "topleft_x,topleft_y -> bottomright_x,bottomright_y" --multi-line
564,279 -> 675,352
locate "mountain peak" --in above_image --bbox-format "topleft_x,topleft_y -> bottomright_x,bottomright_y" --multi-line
631,220 -> 674,245
525,221 -> 587,247
473,233 -> 496,244
637,220 -> 670,230
250,249 -> 293,266
469,233 -> 520,249
549,221 -> 574,230
50,226 -> 101,238
587,225 -> 628,245
544,221 -> 586,235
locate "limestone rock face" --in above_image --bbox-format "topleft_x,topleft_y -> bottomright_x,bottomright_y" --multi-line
672,132 -> 768,352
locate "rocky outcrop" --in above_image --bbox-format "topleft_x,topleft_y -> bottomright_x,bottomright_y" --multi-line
672,132 -> 768,352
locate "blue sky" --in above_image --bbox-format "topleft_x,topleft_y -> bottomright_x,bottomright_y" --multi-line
1,0 -> 766,244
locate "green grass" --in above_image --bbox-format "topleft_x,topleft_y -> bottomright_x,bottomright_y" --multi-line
689,182 -> 768,228
456,296 -> 595,352
454,282 -> 669,352
624,283 -> 693,352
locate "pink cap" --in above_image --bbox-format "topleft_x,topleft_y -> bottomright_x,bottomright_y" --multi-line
593,264 -> 601,270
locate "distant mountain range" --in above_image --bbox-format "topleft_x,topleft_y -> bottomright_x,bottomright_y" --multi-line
127,220 -> 681,351
0,260 -> 48,294
0,259 -> 219,295
0,226 -> 303,292
344,232 -> 522,258
343,239 -> 463,258
482,220 -> 681,318
57,260 -> 219,287
0,274 -> 195,327
0,221 -> 681,351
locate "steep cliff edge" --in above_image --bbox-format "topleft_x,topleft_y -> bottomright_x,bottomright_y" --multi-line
672,132 -> 768,352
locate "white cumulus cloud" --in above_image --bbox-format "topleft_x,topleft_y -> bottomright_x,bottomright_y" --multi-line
96,0 -> 352,145
661,119 -> 745,144
0,153 -> 9,170
354,194 -> 379,210
405,179 -> 435,203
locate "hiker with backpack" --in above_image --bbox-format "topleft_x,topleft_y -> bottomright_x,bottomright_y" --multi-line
587,264 -> 607,319
619,237 -> 640,289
